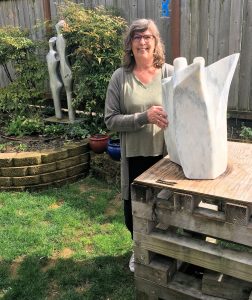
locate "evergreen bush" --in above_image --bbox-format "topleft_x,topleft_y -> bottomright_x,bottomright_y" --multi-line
0,26 -> 47,117
58,1 -> 127,114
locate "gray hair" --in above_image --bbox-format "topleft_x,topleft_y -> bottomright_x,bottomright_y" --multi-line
122,19 -> 165,71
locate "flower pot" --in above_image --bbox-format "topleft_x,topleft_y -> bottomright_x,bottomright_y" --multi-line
89,134 -> 109,154
107,138 -> 121,161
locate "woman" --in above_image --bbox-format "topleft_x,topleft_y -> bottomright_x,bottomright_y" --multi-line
104,19 -> 173,272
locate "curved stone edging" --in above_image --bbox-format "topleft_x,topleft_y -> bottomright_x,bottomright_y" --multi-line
0,140 -> 90,191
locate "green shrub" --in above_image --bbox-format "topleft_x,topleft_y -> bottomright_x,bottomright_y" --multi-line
43,123 -> 89,139
58,1 -> 127,113
240,124 -> 252,140
0,26 -> 47,116
5,116 -> 44,137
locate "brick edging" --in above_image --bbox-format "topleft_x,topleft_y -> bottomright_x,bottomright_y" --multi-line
0,140 -> 90,191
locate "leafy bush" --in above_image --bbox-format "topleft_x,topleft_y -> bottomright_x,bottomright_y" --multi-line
43,123 -> 89,139
5,116 -> 44,137
240,124 -> 252,140
0,26 -> 47,117
58,1 -> 127,113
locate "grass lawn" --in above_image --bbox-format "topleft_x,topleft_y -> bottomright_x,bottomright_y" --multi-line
0,176 -> 134,300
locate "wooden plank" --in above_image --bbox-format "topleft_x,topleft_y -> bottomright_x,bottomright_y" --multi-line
208,0 -> 220,64
11,0 -> 19,26
228,0 -> 243,111
145,0 -> 155,19
137,0 -> 145,19
170,0 -> 180,60
134,230 -> 252,282
228,110 -> 252,120
189,0 -> 199,62
198,0 -> 208,61
34,0 -> 46,40
160,16 -> 172,64
132,199 -> 252,247
217,0 -> 230,60
105,0 -> 114,8
15,0 -> 26,28
134,142 -> 252,204
49,0 -> 57,19
133,216 -> 157,234
238,0 -> 252,111
135,273 -> 226,300
134,245 -> 155,264
130,0 -> 137,23
225,202 -> 250,226
135,255 -> 177,285
180,0 -> 191,60
202,269 -> 252,300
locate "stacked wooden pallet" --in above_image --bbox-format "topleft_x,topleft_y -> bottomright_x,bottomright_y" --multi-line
132,141 -> 252,300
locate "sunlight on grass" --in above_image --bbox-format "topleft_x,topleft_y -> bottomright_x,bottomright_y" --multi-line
0,177 -> 134,300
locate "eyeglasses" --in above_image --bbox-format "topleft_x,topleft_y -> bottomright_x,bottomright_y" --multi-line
132,34 -> 154,42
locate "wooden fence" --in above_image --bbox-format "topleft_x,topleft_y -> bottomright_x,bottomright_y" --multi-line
0,0 -> 252,118
180,0 -> 252,118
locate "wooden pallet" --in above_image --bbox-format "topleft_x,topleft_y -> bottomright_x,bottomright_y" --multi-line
132,141 -> 252,300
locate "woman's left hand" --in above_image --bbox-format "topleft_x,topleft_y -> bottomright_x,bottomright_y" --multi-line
147,105 -> 169,129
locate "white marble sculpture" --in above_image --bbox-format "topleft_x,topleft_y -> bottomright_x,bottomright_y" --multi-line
46,37 -> 63,119
46,20 -> 75,122
162,54 -> 240,179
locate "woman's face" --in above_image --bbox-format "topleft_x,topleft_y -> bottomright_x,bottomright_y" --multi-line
131,29 -> 156,62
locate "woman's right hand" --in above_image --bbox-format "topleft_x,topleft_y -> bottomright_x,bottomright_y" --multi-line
147,105 -> 168,129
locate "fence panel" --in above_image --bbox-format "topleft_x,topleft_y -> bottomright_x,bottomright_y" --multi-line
180,0 -> 252,117
1,0 -> 252,117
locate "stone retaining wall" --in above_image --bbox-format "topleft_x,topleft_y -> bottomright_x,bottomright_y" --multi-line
90,152 -> 120,186
0,140 -> 90,191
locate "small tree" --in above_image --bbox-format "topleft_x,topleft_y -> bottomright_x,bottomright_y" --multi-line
0,26 -> 47,117
58,1 -> 127,114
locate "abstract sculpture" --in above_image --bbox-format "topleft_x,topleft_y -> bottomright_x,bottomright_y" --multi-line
162,54 -> 240,179
46,20 -> 75,122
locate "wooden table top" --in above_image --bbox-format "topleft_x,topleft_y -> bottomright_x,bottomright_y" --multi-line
134,141 -> 252,203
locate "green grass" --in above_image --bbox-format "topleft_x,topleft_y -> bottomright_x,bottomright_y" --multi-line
0,177 -> 134,300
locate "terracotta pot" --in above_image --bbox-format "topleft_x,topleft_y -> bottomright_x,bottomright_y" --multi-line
89,134 -> 109,154
107,138 -> 121,161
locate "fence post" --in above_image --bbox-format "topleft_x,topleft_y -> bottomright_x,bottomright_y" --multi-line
171,0 -> 180,60
43,0 -> 52,35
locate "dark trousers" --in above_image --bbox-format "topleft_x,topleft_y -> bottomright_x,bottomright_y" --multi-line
124,155 -> 162,239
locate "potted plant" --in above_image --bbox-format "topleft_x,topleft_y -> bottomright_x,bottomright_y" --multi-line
89,133 -> 109,154
107,133 -> 121,161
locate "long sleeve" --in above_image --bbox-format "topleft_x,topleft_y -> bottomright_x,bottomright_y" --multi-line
104,68 -> 149,132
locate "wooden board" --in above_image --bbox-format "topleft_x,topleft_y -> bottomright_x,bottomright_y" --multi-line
135,273 -> 226,300
134,230 -> 252,283
134,142 -> 252,204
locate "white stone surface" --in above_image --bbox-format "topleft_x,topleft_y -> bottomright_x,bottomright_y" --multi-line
162,54 -> 240,179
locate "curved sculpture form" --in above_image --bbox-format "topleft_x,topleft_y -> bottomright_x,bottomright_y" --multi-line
162,54 -> 240,179
55,20 -> 75,122
46,20 -> 75,123
46,37 -> 63,119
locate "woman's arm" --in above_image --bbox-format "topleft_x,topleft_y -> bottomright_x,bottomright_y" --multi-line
104,69 -> 149,132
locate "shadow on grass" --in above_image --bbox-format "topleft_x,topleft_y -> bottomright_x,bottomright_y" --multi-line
35,177 -> 124,225
0,252 -> 134,300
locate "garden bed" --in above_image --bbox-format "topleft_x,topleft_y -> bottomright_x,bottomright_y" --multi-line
0,117 -> 251,154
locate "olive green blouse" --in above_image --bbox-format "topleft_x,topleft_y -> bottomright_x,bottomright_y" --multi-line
124,70 -> 164,157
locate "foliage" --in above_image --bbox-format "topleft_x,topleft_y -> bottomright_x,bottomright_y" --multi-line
58,1 -> 127,113
43,122 -> 89,139
0,26 -> 47,117
5,115 -> 44,137
240,123 -> 252,140
0,177 -> 134,299
1,110 -> 107,140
